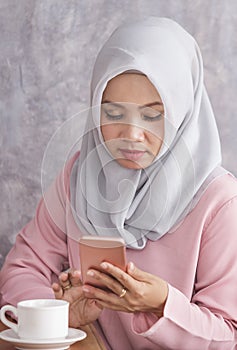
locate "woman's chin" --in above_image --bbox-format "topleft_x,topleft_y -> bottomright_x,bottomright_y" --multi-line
115,157 -> 153,169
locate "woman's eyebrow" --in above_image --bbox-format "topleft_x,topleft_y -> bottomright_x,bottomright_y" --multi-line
102,100 -> 126,109
102,100 -> 163,108
142,101 -> 163,108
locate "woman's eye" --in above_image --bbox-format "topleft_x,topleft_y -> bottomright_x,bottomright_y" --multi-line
105,111 -> 123,120
142,113 -> 163,122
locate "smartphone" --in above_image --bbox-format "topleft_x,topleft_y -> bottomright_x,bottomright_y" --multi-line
79,236 -> 126,288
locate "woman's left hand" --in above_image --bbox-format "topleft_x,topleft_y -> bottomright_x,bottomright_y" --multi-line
52,269 -> 103,327
82,262 -> 168,318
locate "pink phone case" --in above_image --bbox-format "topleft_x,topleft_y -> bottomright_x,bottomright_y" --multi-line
79,236 -> 126,288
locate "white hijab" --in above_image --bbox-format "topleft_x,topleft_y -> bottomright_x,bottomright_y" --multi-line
70,17 -> 224,249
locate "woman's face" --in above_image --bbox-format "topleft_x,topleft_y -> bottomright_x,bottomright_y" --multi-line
101,73 -> 164,169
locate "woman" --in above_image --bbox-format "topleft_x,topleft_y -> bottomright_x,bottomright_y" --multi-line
1,17 -> 237,349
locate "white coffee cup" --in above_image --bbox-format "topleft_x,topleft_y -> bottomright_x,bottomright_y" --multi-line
0,299 -> 69,340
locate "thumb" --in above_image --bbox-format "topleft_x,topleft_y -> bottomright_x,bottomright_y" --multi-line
127,262 -> 150,282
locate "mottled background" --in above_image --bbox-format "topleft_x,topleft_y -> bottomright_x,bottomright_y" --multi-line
0,0 -> 237,267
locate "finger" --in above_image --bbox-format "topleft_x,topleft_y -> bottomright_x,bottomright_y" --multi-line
59,272 -> 69,283
87,269 -> 122,295
58,272 -> 72,289
82,286 -> 130,312
82,284 -> 124,305
52,282 -> 63,299
99,262 -> 135,290
68,270 -> 82,287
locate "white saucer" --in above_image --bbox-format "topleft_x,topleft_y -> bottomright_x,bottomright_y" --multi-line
0,328 -> 87,350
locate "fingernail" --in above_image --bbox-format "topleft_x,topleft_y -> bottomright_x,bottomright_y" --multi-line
87,270 -> 94,277
100,262 -> 108,269
82,286 -> 90,293
73,270 -> 80,277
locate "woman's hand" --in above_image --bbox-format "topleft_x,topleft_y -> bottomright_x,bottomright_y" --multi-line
81,262 -> 168,318
52,270 -> 103,327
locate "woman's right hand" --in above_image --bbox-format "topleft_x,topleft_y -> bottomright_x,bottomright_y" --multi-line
52,270 -> 103,327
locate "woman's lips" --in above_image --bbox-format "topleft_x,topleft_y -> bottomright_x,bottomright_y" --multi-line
119,149 -> 146,161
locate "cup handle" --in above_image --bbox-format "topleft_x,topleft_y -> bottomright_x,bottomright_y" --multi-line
0,305 -> 18,334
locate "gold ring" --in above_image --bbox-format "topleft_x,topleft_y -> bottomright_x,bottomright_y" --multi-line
119,288 -> 127,298
62,283 -> 71,291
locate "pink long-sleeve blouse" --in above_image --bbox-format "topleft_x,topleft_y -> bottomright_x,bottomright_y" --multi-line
1,153 -> 237,349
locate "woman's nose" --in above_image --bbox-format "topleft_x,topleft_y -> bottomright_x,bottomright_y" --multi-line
120,122 -> 145,141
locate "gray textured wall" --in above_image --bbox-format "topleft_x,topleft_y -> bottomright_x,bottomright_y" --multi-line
0,0 -> 237,267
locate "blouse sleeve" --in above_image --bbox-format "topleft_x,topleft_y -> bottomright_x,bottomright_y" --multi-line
0,154 -> 78,307
132,197 -> 237,349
